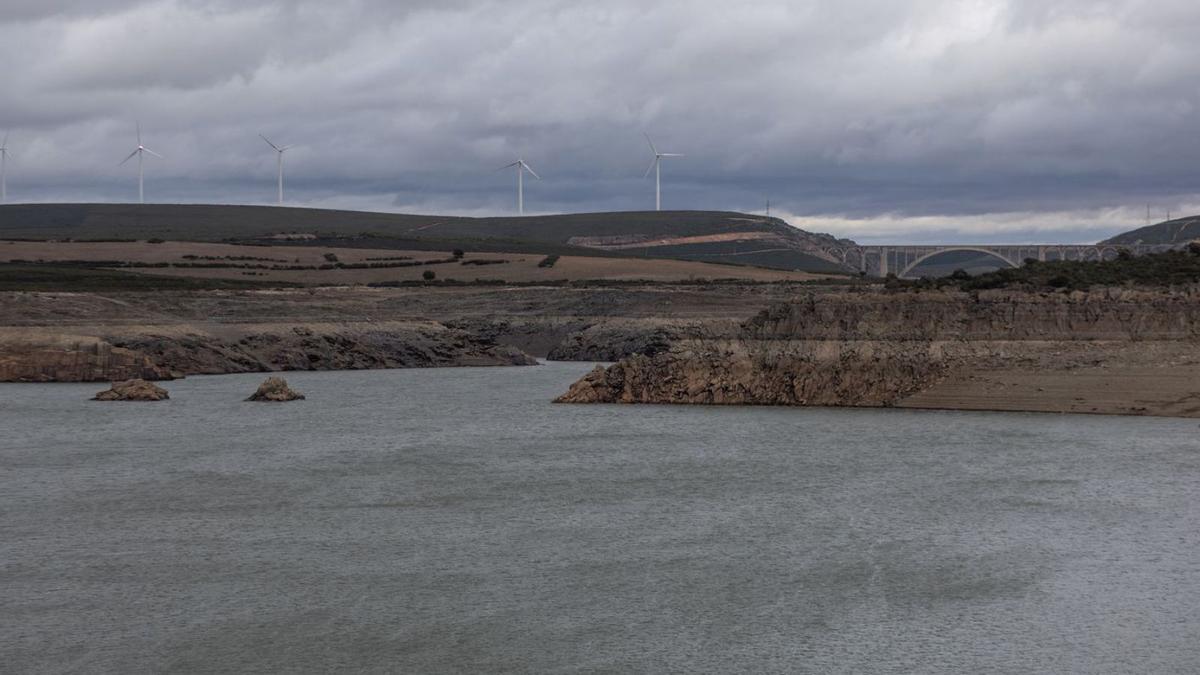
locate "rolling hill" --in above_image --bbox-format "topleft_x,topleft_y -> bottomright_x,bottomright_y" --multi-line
0,204 -> 855,273
1101,215 -> 1200,246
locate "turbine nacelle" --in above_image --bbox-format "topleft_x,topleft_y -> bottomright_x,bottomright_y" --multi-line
501,158 -> 540,179
119,123 -> 161,203
501,158 -> 540,214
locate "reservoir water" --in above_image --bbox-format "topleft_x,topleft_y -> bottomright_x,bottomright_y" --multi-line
3,362 -> 1199,673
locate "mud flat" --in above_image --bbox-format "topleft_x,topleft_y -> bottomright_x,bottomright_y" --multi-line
556,288 -> 1200,418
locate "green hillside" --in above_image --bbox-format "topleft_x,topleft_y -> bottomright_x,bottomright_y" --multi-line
0,203 -> 853,273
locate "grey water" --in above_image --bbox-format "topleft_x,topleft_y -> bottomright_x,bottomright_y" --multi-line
2,362 -> 1199,674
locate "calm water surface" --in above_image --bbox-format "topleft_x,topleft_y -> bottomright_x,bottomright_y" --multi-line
3,362 -> 1199,673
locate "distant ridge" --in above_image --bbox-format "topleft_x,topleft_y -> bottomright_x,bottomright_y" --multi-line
1102,215 -> 1200,246
0,203 -> 855,273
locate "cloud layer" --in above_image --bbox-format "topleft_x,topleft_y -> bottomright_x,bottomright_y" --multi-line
2,0 -> 1199,242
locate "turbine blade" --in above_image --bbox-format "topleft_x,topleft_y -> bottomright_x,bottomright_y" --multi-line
118,148 -> 139,166
142,147 -> 163,159
279,145 -> 293,152
644,132 -> 658,156
1,131 -> 8,149
522,162 -> 540,179
643,157 -> 657,178
660,153 -> 684,157
497,161 -> 521,172
136,122 -> 141,146
260,134 -> 281,152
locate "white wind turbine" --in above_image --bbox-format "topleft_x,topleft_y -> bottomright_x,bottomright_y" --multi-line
643,133 -> 683,211
118,123 -> 162,204
260,134 -> 292,205
1,131 -> 9,203
501,158 -> 540,214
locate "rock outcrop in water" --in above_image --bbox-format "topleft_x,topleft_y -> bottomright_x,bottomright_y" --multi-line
93,379 -> 170,401
246,376 -> 305,401
556,340 -> 951,406
556,288 -> 1200,417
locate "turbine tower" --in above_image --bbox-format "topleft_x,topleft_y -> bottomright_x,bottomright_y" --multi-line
643,133 -> 683,211
502,158 -> 540,215
118,123 -> 162,204
0,132 -> 8,204
260,134 -> 292,205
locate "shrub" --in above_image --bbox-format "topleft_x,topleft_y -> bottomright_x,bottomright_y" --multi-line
146,238 -> 165,244
323,253 -> 338,263
422,269 -> 436,281
452,249 -> 465,259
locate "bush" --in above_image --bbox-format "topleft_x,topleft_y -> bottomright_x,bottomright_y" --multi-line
146,238 -> 165,244
323,253 -> 338,263
422,269 -> 436,281
452,249 -> 465,259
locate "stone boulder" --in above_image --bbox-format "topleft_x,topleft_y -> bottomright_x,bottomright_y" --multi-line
93,379 -> 170,401
246,376 -> 305,402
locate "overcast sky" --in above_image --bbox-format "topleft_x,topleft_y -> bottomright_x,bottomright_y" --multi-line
2,0 -> 1199,243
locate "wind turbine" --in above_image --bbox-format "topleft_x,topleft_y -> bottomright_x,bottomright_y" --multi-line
643,133 -> 683,211
118,123 -> 162,204
1,132 -> 9,203
501,158 -> 540,215
260,134 -> 292,205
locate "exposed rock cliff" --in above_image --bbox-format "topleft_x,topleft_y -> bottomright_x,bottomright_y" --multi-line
556,340 -> 951,406
0,340 -> 174,383
0,321 -> 535,382
743,288 -> 1200,341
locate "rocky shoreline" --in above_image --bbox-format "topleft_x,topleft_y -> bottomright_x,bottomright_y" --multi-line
0,321 -> 535,382
556,288 -> 1200,418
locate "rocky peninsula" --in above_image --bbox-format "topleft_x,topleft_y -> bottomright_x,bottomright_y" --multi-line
556,287 -> 1200,418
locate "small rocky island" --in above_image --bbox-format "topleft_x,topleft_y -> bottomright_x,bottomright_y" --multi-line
246,376 -> 305,402
93,379 -> 170,401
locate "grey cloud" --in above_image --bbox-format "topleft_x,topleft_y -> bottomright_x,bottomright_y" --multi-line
2,0 -> 1200,243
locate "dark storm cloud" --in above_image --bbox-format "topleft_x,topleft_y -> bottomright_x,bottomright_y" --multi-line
2,0 -> 1200,242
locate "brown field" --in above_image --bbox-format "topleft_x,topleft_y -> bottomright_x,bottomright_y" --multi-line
0,240 -> 833,285
566,231 -> 782,249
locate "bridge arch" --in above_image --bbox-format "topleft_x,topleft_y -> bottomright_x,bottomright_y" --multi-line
898,247 -> 1019,279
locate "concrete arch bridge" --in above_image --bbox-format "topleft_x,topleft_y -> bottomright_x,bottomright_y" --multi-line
820,243 -> 1176,279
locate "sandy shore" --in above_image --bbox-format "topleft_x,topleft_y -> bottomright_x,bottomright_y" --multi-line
898,364 -> 1200,417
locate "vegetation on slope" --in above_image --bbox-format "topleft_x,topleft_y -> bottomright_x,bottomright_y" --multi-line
889,244 -> 1200,291
0,264 -> 299,292
1102,215 -> 1200,246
